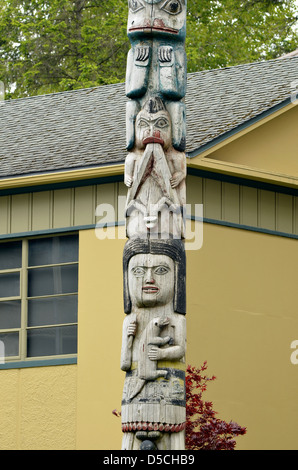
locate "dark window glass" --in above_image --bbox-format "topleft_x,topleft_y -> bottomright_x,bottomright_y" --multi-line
0,234 -> 79,361
28,265 -> 78,297
28,295 -> 77,327
28,235 -> 78,266
0,331 -> 19,357
0,301 -> 21,329
27,325 -> 77,357
0,241 -> 22,270
0,272 -> 20,298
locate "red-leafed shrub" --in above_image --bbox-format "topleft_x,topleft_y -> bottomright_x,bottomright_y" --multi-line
186,362 -> 247,450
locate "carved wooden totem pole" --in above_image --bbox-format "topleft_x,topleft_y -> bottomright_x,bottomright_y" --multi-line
121,0 -> 187,451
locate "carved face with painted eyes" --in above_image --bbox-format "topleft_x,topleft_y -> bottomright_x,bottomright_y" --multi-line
135,107 -> 172,150
128,0 -> 186,39
128,254 -> 175,308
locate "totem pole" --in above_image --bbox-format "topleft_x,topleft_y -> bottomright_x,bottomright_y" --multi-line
121,0 -> 187,451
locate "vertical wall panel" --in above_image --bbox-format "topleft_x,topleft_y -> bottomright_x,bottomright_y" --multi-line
203,179 -> 222,220
11,194 -> 31,233
117,182 -> 127,222
258,190 -> 276,231
74,186 -> 95,227
240,186 -> 258,227
186,175 -> 203,217
0,179 -> 296,239
0,196 -> 10,235
96,183 -> 117,224
276,193 -> 293,234
222,182 -> 240,224
32,191 -> 51,231
53,189 -> 73,228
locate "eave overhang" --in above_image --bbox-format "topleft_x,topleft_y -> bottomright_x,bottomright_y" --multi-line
186,98 -> 298,192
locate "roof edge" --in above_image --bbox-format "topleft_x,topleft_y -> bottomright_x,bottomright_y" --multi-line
4,55 -> 298,103
0,163 -> 125,194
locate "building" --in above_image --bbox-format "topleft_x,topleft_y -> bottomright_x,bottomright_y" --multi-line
0,55 -> 297,450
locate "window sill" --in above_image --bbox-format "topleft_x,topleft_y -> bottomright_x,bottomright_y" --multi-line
0,356 -> 77,369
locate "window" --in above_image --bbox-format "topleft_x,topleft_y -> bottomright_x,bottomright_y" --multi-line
0,234 -> 78,361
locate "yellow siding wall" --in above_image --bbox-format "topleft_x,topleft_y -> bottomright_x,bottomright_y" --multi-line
0,176 -> 297,450
77,224 -> 298,450
76,227 -> 126,450
0,182 -> 127,236
186,221 -> 298,450
1,177 -> 296,238
0,365 -> 77,450
187,176 -> 298,235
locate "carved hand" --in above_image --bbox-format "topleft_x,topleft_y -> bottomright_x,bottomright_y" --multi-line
170,172 -> 184,188
148,345 -> 162,361
127,321 -> 137,337
148,334 -> 172,360
125,175 -> 133,187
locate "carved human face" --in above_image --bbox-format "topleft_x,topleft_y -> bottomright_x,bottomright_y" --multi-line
128,254 -> 175,308
135,108 -> 172,150
128,0 -> 186,39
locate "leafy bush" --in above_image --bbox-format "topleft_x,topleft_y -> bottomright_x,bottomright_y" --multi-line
186,362 -> 247,450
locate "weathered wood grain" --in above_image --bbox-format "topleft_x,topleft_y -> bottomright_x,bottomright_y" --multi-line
121,0 -> 187,451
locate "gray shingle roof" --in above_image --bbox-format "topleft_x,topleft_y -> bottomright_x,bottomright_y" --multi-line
1,55 -> 298,179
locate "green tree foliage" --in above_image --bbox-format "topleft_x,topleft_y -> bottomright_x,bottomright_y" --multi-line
0,0 -> 297,98
186,0 -> 298,72
0,0 -> 130,98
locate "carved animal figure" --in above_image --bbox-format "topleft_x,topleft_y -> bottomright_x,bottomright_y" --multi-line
125,99 -> 186,201
125,97 -> 186,238
127,316 -> 173,401
138,316 -> 172,380
126,0 -> 187,151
